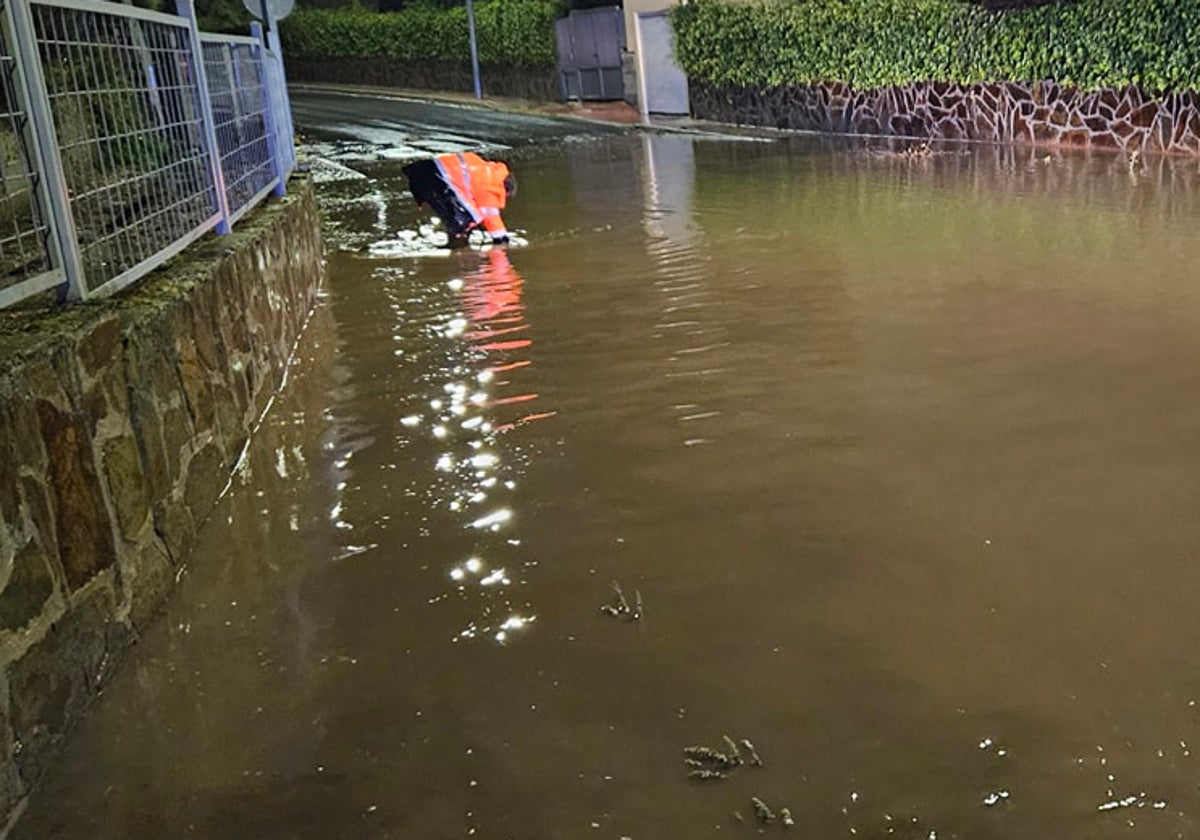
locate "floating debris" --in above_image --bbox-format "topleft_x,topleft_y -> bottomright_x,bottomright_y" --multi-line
982,790 -> 1010,807
722,735 -> 743,765
1097,793 -> 1144,812
600,580 -> 642,621
611,580 -> 631,613
739,738 -> 764,767
682,745 -> 737,768
780,807 -> 796,828
733,811 -> 745,824
688,768 -> 727,781
751,796 -> 776,823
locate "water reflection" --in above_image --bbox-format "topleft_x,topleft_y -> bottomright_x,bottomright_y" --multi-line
395,246 -> 547,644
642,134 -> 729,446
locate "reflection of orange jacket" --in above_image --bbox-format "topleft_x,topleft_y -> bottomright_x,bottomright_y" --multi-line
435,152 -> 510,238
464,249 -> 522,322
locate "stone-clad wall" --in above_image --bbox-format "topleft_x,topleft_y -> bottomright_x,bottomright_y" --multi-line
0,180 -> 323,827
691,79 -> 1200,155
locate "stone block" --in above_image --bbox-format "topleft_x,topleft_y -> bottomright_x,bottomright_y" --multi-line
19,478 -> 57,567
0,416 -> 18,529
0,541 -> 56,632
855,116 -> 882,135
1130,102 -> 1159,128
122,540 -> 174,632
1156,114 -> 1174,150
1032,121 -> 1061,143
101,436 -> 151,542
1061,128 -> 1090,148
183,443 -> 227,526
8,581 -> 127,785
128,389 -> 170,504
937,119 -> 964,141
161,403 -> 194,482
177,337 -> 216,436
35,400 -> 116,592
152,498 -> 194,565
75,317 -> 122,381
1115,93 -> 1133,120
212,382 -> 247,455
1111,119 -> 1138,139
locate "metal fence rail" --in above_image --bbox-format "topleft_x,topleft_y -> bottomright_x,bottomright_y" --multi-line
0,11 -> 59,308
202,34 -> 276,223
0,0 -> 294,308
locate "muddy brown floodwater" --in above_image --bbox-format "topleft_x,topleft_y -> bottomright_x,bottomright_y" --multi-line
18,133 -> 1200,840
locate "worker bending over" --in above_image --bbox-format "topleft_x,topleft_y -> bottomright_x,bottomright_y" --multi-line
403,152 -> 515,245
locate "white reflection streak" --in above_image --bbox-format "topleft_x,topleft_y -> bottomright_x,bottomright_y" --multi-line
470,509 -> 512,530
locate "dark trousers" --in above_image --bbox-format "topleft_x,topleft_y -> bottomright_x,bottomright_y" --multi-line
402,159 -> 477,237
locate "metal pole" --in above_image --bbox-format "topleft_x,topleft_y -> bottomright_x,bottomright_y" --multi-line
6,0 -> 89,300
466,0 -> 482,99
251,21 -> 286,197
178,0 -> 232,234
262,0 -> 295,172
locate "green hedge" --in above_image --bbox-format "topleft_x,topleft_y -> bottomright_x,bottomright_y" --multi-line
280,1 -> 557,68
671,0 -> 1200,94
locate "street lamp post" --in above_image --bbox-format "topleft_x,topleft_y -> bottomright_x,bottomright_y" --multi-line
466,0 -> 482,99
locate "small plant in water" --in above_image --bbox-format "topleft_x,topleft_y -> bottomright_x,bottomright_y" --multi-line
751,796 -> 776,823
739,738 -> 763,766
599,580 -> 642,621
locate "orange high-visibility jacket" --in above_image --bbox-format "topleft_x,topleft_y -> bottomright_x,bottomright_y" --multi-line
435,152 -> 510,239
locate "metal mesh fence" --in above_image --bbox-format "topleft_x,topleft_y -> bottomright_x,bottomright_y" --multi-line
202,36 -> 275,221
0,5 -> 56,302
30,1 -> 219,294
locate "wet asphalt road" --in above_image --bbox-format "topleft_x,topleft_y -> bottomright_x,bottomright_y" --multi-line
290,87 -> 629,154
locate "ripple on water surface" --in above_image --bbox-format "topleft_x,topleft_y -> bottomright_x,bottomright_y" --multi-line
16,134 -> 1200,840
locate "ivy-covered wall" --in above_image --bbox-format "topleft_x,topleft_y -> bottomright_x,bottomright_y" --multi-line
673,0 -> 1200,155
280,2 -> 559,99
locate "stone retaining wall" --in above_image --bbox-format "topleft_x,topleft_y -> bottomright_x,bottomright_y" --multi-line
286,58 -> 559,102
690,79 -> 1200,155
0,179 -> 323,828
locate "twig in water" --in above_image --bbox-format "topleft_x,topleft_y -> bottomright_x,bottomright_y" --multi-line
740,738 -> 763,767
611,580 -> 631,614
751,796 -> 776,823
722,735 -> 743,765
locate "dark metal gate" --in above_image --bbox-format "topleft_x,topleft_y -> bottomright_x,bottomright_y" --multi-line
555,6 -> 625,101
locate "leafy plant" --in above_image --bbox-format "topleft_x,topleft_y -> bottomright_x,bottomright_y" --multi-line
671,0 -> 1200,95
280,0 -> 558,67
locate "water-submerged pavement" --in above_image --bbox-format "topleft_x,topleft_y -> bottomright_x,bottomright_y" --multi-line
16,98 -> 1200,839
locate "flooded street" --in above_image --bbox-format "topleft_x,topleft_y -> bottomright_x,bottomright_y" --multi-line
17,100 -> 1200,839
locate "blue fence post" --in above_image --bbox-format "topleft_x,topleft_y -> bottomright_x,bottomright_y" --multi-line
7,0 -> 89,300
261,1 -> 295,173
178,0 -> 232,234
251,21 -> 286,197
